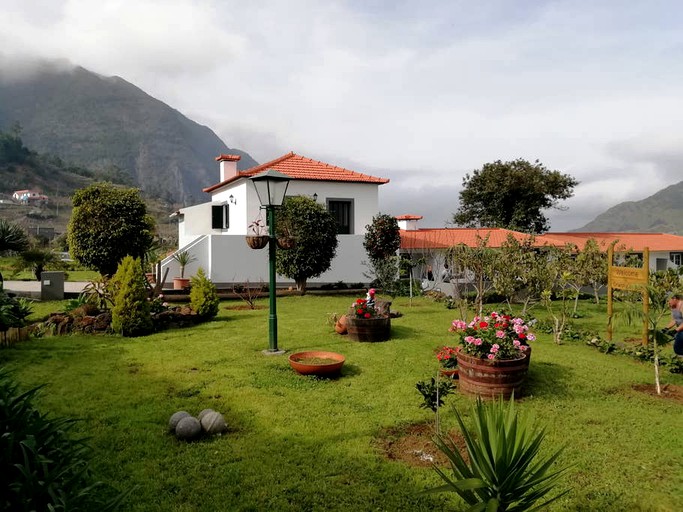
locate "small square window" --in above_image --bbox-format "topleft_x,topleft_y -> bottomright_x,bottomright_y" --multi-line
212,204 -> 229,229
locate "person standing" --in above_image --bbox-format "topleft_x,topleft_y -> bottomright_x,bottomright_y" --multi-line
666,294 -> 683,356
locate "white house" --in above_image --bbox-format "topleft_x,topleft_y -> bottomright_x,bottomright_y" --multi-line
161,152 -> 389,286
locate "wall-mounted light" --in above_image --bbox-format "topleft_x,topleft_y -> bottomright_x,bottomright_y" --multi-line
312,193 -> 318,202
229,194 -> 236,205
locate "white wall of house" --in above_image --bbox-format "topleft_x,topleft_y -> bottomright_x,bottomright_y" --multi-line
161,233 -> 368,286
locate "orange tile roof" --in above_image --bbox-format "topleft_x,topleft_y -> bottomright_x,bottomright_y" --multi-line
215,154 -> 241,162
400,228 -> 571,250
540,232 -> 683,252
401,228 -> 683,252
396,214 -> 423,221
204,152 -> 389,193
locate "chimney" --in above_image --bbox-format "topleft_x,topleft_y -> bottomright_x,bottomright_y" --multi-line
396,214 -> 423,231
215,154 -> 242,182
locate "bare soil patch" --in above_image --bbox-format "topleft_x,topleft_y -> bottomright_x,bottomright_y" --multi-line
375,422 -> 468,468
631,383 -> 683,404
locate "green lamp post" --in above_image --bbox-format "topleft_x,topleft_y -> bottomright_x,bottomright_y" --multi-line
250,169 -> 291,354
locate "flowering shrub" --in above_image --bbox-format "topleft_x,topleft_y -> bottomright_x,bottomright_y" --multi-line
352,298 -> 377,319
449,311 -> 535,361
436,346 -> 460,369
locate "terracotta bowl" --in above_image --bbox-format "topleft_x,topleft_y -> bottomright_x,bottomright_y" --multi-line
289,351 -> 346,376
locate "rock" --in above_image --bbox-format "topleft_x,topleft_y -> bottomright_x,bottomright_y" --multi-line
198,408 -> 215,421
200,411 -> 227,435
168,411 -> 191,432
175,416 -> 202,440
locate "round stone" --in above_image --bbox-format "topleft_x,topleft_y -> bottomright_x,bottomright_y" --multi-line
168,411 -> 191,432
198,408 -> 215,421
175,416 -> 201,440
200,411 -> 227,435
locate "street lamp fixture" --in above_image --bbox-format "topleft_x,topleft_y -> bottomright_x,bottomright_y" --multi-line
250,169 -> 291,354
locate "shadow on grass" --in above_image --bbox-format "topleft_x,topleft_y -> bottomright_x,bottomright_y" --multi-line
388,324 -> 421,340
524,361 -> 573,399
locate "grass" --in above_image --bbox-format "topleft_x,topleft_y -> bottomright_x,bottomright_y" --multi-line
0,256 -> 99,282
2,295 -> 682,511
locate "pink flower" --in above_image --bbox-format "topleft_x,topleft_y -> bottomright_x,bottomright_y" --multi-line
495,330 -> 505,338
491,344 -> 499,353
474,338 -> 483,346
527,333 -> 536,341
464,335 -> 475,344
487,354 -> 495,360
520,345 -> 528,351
513,339 -> 521,347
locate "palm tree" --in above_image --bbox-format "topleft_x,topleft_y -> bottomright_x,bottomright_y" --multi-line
0,220 -> 29,289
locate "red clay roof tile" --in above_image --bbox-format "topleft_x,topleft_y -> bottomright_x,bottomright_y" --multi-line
203,152 -> 389,193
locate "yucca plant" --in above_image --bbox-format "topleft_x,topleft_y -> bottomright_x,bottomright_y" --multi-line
428,397 -> 570,512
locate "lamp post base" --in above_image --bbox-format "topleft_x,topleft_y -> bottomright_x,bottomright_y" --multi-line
262,348 -> 286,356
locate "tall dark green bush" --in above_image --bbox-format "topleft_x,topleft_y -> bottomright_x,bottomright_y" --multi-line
190,268 -> 219,320
111,256 -> 152,337
0,368 -> 129,510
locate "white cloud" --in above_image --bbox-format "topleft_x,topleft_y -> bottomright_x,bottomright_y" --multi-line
2,0 -> 683,230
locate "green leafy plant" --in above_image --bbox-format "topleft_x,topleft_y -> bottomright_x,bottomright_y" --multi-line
111,256 -> 152,337
416,377 -> 454,413
81,275 -> 115,311
436,346 -> 459,369
0,368 -> 131,510
172,250 -> 196,279
190,268 -> 220,320
428,397 -> 571,511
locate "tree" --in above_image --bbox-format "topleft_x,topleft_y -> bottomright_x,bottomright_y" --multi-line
0,220 -> 29,288
363,213 -> 402,296
275,196 -> 339,293
453,159 -> 578,233
447,235 -> 500,316
110,256 -> 152,337
67,183 -> 156,276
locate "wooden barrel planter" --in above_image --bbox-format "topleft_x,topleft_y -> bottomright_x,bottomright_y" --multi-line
345,315 -> 391,342
456,351 -> 530,400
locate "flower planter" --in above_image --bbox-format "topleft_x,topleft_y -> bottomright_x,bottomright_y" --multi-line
439,368 -> 459,379
456,351 -> 530,400
245,235 -> 269,249
276,236 -> 296,250
345,315 -> 391,342
173,277 -> 190,290
289,351 -> 345,376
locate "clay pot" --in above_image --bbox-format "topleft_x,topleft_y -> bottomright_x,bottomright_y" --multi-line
335,314 -> 348,334
289,351 -> 345,376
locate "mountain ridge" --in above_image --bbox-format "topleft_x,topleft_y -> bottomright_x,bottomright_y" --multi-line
0,62 -> 257,204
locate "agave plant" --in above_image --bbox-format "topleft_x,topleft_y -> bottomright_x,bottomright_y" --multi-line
428,397 -> 570,512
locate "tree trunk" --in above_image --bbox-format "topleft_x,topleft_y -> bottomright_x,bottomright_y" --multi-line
296,278 -> 307,294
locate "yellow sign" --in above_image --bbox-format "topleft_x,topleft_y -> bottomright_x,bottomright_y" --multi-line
607,246 -> 649,344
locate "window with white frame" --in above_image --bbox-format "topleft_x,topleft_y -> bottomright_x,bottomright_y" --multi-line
670,252 -> 682,266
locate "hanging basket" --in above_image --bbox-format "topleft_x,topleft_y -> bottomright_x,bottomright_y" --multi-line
277,236 -> 296,250
245,235 -> 269,249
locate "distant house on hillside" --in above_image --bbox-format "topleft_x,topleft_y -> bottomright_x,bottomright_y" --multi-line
12,189 -> 49,206
162,152 -> 389,286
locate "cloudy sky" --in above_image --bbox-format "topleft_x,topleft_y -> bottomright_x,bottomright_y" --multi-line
2,0 -> 683,230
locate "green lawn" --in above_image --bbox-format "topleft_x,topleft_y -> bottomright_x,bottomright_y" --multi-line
2,296 -> 682,511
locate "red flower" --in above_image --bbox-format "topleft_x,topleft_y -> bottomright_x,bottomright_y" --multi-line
519,333 -> 526,339
356,309 -> 363,315
479,321 -> 488,328
364,313 -> 371,319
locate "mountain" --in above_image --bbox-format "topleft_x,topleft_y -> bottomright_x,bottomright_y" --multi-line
574,181 -> 683,235
0,60 -> 257,204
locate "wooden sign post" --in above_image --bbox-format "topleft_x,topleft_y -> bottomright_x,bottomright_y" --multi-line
606,246 -> 649,344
